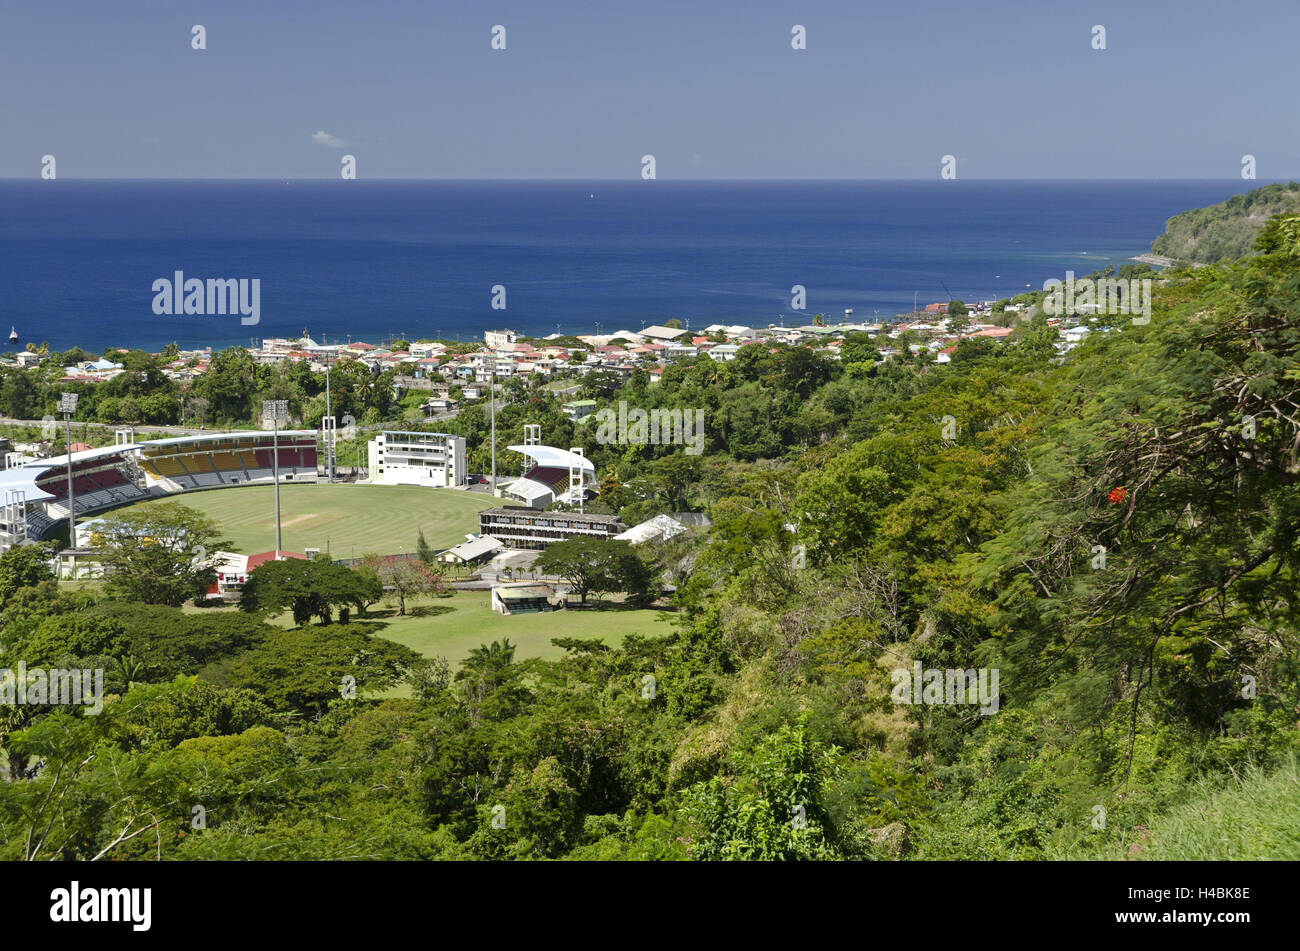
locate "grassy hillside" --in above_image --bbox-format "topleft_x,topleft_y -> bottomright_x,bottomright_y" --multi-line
1064,759 -> 1300,861
1152,181 -> 1300,263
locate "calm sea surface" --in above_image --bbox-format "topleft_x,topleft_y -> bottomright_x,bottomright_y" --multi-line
0,179 -> 1273,351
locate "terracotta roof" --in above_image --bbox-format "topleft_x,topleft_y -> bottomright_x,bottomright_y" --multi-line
246,550 -> 308,571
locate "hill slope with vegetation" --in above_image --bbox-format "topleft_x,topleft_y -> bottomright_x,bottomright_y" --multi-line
3,217 -> 1300,859
1152,181 -> 1300,263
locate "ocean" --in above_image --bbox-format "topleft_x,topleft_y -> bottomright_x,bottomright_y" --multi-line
0,179 -> 1272,352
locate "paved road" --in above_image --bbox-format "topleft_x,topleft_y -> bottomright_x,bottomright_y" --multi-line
0,417 -> 209,436
0,413 -> 459,437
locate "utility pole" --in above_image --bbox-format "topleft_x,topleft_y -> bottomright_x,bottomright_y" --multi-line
324,354 -> 335,483
59,392 -> 78,548
263,400 -> 287,553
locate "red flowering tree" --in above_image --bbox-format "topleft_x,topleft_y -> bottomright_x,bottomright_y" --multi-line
360,554 -> 445,616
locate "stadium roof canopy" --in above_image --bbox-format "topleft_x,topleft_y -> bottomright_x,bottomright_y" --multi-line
507,444 -> 595,473
0,429 -> 319,497
141,431 -> 316,450
0,468 -> 56,502
0,443 -> 139,496
505,478 -> 555,503
615,514 -> 691,545
443,535 -> 504,562
18,443 -> 137,469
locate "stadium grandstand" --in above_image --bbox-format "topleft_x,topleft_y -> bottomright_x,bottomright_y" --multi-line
0,429 -> 319,551
502,444 -> 595,509
137,432 -> 318,492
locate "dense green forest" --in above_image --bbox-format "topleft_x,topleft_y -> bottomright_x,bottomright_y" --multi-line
1152,181 -> 1300,263
2,216 -> 1300,860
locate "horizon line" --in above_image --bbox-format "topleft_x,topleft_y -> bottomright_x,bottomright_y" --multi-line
2,176 -> 1294,184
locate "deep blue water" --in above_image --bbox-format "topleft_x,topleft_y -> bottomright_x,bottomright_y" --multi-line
0,179 -> 1276,352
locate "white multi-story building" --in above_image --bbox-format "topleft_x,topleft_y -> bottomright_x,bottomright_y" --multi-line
367,431 -> 467,487
484,329 -> 518,350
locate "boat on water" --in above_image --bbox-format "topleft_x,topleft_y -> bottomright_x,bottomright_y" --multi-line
8,326 -> 17,345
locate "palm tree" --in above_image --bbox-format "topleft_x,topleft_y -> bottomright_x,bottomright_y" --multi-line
112,654 -> 146,691
455,639 -> 518,722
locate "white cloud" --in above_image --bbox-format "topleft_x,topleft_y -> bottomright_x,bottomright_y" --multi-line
311,130 -> 350,149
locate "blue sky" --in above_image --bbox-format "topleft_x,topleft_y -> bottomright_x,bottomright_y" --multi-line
2,0 -> 1296,179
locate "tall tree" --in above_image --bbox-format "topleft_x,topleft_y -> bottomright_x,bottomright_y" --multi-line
361,555 -> 444,616
0,542 -> 55,608
239,555 -> 364,625
416,529 -> 436,565
535,537 -> 640,603
90,502 -> 228,606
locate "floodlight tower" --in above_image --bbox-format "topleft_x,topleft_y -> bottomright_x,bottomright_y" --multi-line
3,489 -> 28,548
485,354 -> 497,495
323,351 -> 336,482
522,423 -> 541,476
59,392 -> 79,545
569,447 -> 586,515
262,399 -> 288,552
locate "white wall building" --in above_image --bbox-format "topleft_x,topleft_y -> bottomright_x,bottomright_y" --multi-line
367,431 -> 467,487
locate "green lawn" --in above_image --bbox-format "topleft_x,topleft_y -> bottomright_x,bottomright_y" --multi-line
99,483 -> 494,557
360,590 -> 677,666
197,591 -> 674,701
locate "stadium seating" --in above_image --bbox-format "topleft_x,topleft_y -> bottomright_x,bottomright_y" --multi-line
24,508 -> 56,539
0,433 -> 329,556
16,435 -> 322,546
36,457 -> 140,511
523,466 -> 571,494
144,455 -> 188,478
136,437 -> 320,495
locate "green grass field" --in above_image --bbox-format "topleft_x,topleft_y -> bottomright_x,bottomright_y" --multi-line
100,483 -> 494,556
360,590 -> 676,666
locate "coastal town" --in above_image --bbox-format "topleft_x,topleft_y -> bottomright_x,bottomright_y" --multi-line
9,296 -> 1112,403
